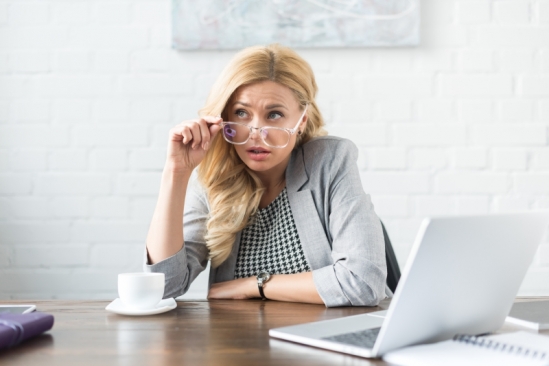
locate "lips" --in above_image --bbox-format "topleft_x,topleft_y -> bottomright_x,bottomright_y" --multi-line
247,146 -> 270,154
246,146 -> 271,161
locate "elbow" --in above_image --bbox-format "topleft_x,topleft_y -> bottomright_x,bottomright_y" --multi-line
161,271 -> 194,300
323,286 -> 383,308
313,263 -> 387,308
163,287 -> 185,300
142,260 -> 191,300
358,283 -> 385,307
344,279 -> 385,307
339,266 -> 387,307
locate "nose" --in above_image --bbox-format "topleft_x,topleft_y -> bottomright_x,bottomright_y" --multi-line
249,127 -> 261,142
248,117 -> 262,141
248,115 -> 262,129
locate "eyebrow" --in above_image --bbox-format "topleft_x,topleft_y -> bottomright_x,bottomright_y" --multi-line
233,101 -> 288,110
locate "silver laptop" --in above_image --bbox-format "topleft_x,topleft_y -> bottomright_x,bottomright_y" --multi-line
269,212 -> 549,358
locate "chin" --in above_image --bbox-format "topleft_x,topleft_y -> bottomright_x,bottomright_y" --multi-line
242,159 -> 275,172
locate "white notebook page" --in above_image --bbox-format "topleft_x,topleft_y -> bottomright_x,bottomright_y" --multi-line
382,331 -> 549,366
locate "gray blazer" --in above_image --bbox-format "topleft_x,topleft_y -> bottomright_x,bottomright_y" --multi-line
144,136 -> 388,307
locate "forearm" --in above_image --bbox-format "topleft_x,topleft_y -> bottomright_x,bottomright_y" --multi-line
146,163 -> 192,264
208,272 -> 324,304
263,272 -> 324,304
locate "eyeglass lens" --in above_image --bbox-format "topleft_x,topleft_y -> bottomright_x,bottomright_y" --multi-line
222,124 -> 291,147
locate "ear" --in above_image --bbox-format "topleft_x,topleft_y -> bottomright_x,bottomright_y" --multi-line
299,113 -> 308,134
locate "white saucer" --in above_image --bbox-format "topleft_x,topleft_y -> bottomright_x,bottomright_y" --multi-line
105,298 -> 177,316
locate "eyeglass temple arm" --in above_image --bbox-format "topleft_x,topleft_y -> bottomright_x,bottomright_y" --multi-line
290,104 -> 308,133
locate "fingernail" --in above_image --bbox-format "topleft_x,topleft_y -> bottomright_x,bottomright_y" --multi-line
204,142 -> 209,150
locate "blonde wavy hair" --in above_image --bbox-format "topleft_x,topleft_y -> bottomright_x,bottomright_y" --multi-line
197,44 -> 327,268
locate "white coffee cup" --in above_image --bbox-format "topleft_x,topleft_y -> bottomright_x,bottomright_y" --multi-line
118,272 -> 165,310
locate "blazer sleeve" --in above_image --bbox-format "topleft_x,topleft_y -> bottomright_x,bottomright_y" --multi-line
143,174 -> 210,299
312,139 -> 387,307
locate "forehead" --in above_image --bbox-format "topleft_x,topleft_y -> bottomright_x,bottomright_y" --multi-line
230,80 -> 299,108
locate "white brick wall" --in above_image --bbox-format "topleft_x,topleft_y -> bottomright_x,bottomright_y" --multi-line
1,0 -> 549,300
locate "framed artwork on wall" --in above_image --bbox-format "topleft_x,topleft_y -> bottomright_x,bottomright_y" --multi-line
172,0 -> 420,50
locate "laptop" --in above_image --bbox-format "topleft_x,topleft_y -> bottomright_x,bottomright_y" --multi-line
269,212 -> 549,358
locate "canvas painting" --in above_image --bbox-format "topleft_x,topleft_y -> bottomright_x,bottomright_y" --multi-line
172,0 -> 420,50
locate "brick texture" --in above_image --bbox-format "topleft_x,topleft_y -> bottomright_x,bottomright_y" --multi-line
1,0 -> 548,300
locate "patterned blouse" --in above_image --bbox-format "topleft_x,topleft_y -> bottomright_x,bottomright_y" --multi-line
233,187 -> 311,279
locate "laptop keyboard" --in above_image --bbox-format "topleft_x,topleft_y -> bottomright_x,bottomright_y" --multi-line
321,327 -> 381,349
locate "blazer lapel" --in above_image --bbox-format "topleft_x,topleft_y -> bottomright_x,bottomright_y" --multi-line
287,190 -> 333,268
286,146 -> 308,192
286,147 -> 333,268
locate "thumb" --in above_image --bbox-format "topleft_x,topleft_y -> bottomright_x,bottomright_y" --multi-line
210,123 -> 222,138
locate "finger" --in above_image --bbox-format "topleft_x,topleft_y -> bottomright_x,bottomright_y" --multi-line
197,119 -> 211,150
203,116 -> 223,143
209,123 -> 222,139
170,125 -> 185,142
189,122 -> 202,149
202,115 -> 223,124
181,125 -> 193,145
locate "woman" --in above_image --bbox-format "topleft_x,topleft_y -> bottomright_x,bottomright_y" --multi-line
144,44 -> 387,307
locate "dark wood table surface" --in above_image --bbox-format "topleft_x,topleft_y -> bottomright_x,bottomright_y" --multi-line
1,297 -> 548,365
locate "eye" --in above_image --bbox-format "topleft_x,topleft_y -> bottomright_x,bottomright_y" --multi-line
235,109 -> 248,119
268,111 -> 284,120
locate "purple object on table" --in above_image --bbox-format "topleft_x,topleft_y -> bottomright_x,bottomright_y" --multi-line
0,312 -> 54,350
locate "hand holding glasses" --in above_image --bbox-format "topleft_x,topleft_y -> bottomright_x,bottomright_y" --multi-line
166,105 -> 307,172
221,105 -> 308,149
167,115 -> 222,172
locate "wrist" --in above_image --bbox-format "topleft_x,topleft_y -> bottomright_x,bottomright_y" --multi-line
249,276 -> 260,299
163,161 -> 193,177
256,272 -> 272,300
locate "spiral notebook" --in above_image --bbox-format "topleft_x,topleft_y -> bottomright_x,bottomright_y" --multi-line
382,331 -> 549,366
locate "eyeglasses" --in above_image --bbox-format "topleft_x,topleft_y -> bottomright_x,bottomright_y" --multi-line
221,105 -> 308,149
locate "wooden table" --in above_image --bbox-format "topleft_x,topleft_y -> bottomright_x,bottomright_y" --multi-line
1,298 -> 547,365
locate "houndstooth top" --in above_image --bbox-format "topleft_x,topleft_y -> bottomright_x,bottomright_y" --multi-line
234,187 -> 311,279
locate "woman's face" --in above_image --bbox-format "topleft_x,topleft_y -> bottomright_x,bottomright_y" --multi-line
225,80 -> 307,179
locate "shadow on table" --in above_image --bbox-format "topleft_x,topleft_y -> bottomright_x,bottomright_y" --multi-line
1,334 -> 54,355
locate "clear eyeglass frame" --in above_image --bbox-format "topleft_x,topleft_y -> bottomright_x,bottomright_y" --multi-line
220,104 -> 308,149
